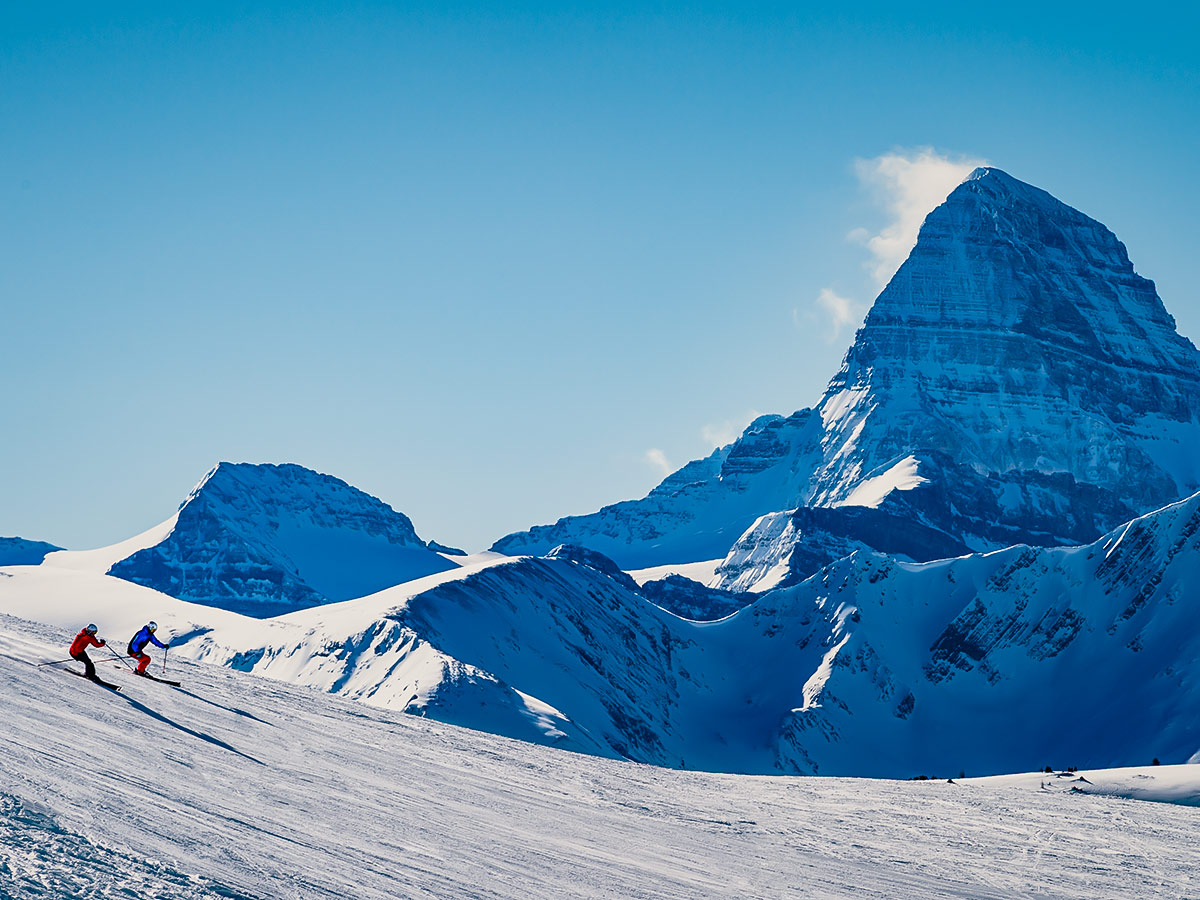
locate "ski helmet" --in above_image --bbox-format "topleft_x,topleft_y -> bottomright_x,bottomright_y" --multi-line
147,621 -> 158,632
85,623 -> 98,634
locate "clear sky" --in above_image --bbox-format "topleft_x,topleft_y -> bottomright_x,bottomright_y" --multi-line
3,2 -> 1198,551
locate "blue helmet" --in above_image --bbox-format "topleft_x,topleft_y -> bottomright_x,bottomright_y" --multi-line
85,623 -> 98,634
147,621 -> 158,632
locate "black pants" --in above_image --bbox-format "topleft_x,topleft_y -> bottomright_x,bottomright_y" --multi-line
71,651 -> 96,680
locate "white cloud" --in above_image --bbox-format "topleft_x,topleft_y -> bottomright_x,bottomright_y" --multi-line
811,287 -> 868,343
851,148 -> 986,286
644,448 -> 672,477
701,411 -> 760,449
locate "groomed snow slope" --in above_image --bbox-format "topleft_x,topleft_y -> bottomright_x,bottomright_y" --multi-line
2,613 -> 1197,900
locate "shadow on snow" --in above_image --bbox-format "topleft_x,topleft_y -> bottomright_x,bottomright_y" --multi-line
116,693 -> 266,766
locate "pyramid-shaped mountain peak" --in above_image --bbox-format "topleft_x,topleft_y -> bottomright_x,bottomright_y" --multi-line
868,166 -> 1195,372
495,171 -> 1200,575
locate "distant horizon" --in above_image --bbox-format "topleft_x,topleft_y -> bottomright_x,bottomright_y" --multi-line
4,3 -> 1196,552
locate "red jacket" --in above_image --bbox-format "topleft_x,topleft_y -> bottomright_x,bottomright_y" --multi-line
69,629 -> 104,656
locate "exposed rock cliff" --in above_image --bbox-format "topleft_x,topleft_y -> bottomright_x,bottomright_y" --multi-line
0,538 -> 63,566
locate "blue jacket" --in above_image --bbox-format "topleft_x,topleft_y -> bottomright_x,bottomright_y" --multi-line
129,625 -> 166,655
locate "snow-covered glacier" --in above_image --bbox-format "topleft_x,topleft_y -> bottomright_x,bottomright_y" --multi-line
46,462 -> 460,617
493,168 -> 1200,576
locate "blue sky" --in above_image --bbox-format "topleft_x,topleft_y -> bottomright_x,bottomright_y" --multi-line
3,2 -> 1198,551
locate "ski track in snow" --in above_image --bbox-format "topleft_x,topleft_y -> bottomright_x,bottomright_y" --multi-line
0,793 -> 252,899
2,614 -> 1197,900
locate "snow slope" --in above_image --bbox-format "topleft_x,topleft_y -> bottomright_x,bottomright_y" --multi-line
44,514 -> 180,573
6,487 -> 1200,779
2,613 -> 1197,900
968,766 -> 1200,806
494,168 -> 1200,569
48,462 -> 459,617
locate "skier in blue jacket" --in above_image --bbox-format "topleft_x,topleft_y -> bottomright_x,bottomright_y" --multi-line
128,621 -> 169,676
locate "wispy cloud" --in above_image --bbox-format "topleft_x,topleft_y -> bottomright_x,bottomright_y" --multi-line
644,448 -> 672,477
810,288 -> 868,343
849,148 -> 986,286
804,149 -> 983,344
701,411 -> 760,449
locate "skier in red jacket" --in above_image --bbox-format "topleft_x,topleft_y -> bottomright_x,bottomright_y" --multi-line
69,624 -> 107,681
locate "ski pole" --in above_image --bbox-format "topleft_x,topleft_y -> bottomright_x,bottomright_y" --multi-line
106,644 -> 137,672
163,644 -> 168,675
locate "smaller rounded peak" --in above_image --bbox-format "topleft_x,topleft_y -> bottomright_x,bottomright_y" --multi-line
193,461 -> 327,489
181,461 -> 355,511
545,543 -> 638,589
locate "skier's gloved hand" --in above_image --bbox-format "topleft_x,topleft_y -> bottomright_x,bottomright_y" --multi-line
98,639 -> 106,646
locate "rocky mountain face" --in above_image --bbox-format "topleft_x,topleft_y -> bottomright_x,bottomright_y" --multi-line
768,489 -> 1200,776
808,167 -> 1200,539
0,538 -> 63,566
187,488 -> 1200,776
494,169 -> 1200,576
108,462 -> 458,617
711,502 -> 970,592
638,574 -> 752,621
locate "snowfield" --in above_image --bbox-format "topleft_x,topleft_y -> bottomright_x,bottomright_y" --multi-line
2,613 -> 1197,900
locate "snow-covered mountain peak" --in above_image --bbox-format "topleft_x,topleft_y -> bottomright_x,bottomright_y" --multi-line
182,461 -> 408,526
825,166 -> 1200,507
495,170 -> 1200,568
99,461 -> 460,616
873,166 -> 1181,342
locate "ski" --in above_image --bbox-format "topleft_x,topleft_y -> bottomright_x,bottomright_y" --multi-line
66,670 -> 121,691
112,665 -> 180,686
133,671 -> 181,686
